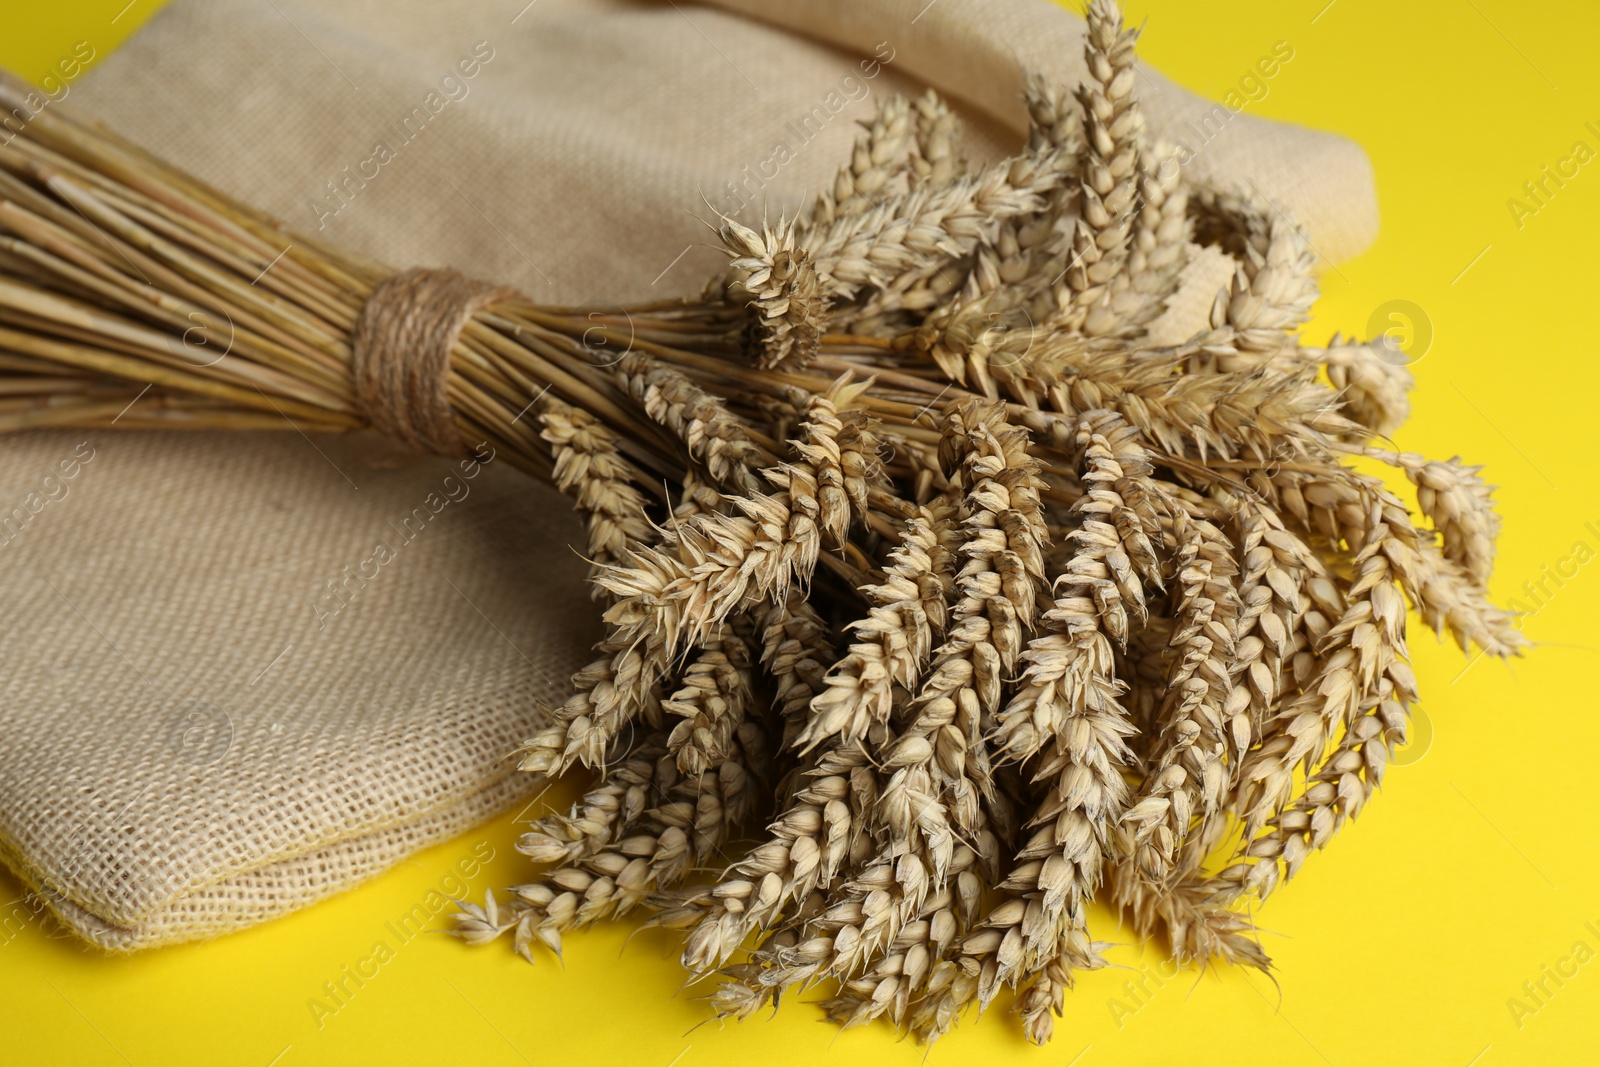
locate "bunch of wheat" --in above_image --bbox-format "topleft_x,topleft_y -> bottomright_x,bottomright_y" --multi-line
0,0 -> 1516,1045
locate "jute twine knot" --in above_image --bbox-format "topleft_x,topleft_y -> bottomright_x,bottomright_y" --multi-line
352,267 -> 520,456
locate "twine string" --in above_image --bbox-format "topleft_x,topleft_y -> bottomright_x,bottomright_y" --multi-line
352,267 -> 519,456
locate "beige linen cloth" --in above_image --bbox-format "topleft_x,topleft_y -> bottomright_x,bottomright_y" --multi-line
0,0 -> 1378,950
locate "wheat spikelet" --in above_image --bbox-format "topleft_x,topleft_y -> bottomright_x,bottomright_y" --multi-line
1320,335 -> 1414,436
878,402 -> 1049,863
1123,507 -> 1242,880
1003,653 -> 1134,961
723,217 -> 828,372
1236,495 -> 1408,837
1104,142 -> 1191,335
1195,187 -> 1319,358
1213,666 -> 1413,904
618,352 -> 771,492
539,395 -> 655,592
1052,0 -> 1143,336
467,714 -> 772,962
676,741 -> 873,975
516,742 -> 658,868
1370,448 -> 1501,584
1013,934 -> 1113,1044
798,508 -> 952,749
910,88 -> 966,188
830,92 -> 978,338
517,625 -> 667,776
798,144 -> 1073,305
818,877 -> 970,1031
459,736 -> 682,957
670,467 -> 725,527
809,92 -> 917,225
1216,494 -> 1323,770
592,383 -> 878,666
1106,862 -> 1271,968
709,852 -> 940,1019
756,588 -> 836,748
664,626 -> 756,777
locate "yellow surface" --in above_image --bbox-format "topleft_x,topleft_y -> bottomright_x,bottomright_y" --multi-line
3,1 -> 1598,1064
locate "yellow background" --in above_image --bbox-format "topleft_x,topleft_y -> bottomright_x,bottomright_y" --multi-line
3,1 -> 1597,1064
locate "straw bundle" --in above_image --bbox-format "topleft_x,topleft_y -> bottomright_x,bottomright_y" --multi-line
0,0 -> 1517,1044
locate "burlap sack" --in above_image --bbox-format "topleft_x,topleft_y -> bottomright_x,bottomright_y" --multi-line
0,0 -> 1378,950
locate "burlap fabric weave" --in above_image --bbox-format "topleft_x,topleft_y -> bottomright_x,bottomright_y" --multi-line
0,0 -> 1378,950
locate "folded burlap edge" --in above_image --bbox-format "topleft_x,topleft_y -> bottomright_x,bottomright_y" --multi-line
0,763 -> 537,952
